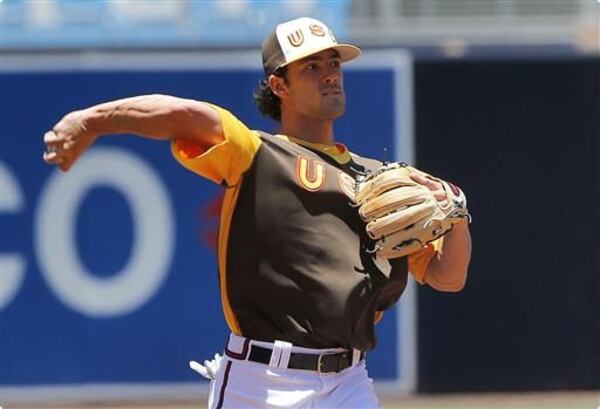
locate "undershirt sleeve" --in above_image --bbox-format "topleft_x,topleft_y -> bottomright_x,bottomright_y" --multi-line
408,237 -> 443,284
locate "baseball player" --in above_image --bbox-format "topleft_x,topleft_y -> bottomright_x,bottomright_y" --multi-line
43,17 -> 471,409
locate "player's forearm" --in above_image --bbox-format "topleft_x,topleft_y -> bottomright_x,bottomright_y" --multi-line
44,94 -> 225,172
83,94 -> 223,146
424,220 -> 472,292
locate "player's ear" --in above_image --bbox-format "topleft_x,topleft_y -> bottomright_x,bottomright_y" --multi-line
268,75 -> 290,100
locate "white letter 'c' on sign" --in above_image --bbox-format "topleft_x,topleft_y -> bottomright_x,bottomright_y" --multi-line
0,161 -> 27,311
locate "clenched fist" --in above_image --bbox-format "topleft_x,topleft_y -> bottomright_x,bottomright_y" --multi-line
43,109 -> 97,172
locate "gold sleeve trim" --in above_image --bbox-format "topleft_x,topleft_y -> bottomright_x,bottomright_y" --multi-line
171,103 -> 261,186
218,183 -> 244,335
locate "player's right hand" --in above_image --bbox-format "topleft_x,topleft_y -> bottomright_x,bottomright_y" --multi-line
43,109 -> 98,172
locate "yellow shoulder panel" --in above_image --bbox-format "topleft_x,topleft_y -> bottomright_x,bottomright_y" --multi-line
171,103 -> 262,186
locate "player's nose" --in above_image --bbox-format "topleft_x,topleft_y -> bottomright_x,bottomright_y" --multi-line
323,70 -> 341,86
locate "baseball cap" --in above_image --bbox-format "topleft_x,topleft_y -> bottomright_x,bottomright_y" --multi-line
261,17 -> 361,77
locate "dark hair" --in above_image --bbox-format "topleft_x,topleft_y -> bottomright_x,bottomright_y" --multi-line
253,67 -> 288,121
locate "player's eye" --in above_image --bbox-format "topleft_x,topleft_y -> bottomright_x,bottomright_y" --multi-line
306,63 -> 318,72
330,60 -> 341,68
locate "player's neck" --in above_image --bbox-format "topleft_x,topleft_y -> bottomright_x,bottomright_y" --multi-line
278,115 -> 334,145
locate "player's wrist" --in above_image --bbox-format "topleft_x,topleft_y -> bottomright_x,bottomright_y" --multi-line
453,217 -> 470,230
81,107 -> 104,137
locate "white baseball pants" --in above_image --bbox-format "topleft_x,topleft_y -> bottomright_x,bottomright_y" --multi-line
191,333 -> 380,409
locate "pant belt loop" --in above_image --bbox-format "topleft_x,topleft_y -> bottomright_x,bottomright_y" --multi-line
270,340 -> 293,369
352,349 -> 362,366
225,333 -> 251,360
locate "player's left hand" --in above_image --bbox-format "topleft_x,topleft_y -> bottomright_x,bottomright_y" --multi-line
43,109 -> 97,172
355,162 -> 470,259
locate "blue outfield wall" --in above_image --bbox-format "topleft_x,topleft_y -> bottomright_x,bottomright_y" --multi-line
0,55 -> 414,392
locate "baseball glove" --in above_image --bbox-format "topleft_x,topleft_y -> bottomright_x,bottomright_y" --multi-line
355,162 -> 470,259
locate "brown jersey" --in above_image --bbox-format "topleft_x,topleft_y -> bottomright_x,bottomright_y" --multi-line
172,105 -> 438,351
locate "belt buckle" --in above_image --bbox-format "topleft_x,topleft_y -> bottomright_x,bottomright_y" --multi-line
317,351 -> 350,374
317,351 -> 338,374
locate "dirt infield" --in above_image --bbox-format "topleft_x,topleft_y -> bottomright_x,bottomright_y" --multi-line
380,390 -> 599,408
7,391 -> 599,409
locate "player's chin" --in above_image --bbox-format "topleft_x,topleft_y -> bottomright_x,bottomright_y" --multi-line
321,97 -> 346,119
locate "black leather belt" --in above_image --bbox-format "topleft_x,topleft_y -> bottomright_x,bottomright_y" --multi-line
247,345 -> 363,374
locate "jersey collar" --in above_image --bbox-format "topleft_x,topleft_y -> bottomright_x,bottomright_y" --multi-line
278,135 -> 351,165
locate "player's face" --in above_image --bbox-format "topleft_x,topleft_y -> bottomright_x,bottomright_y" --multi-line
285,49 -> 345,120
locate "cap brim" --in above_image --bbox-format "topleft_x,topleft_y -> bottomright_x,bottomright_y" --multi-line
276,43 -> 361,71
335,44 -> 362,63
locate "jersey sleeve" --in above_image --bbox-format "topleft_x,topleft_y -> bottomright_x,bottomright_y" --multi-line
171,103 -> 262,186
407,237 -> 443,284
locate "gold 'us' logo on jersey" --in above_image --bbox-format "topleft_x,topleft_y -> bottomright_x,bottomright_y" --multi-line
296,156 -> 326,191
287,30 -> 304,47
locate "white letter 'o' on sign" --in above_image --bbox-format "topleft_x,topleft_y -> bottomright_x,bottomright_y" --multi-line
34,147 -> 175,317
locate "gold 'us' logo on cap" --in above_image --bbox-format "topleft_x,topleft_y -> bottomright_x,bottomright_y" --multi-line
309,24 -> 325,37
287,29 -> 304,47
